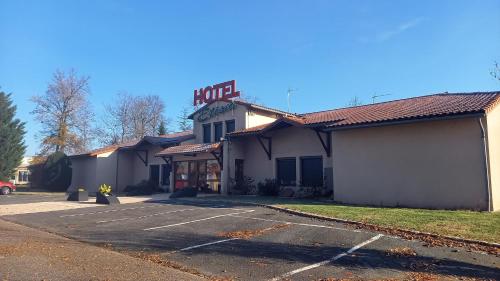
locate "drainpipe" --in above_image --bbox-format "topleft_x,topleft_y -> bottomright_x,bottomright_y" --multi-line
478,117 -> 493,212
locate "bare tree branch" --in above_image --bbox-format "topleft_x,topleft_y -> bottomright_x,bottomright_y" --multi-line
31,69 -> 94,155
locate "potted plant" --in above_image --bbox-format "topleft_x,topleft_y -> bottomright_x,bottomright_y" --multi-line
67,187 -> 89,202
96,184 -> 120,205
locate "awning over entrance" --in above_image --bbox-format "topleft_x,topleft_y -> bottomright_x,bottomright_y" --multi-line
156,142 -> 222,156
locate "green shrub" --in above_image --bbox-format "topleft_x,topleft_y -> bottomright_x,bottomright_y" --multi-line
41,152 -> 72,192
230,176 -> 256,195
257,178 -> 280,196
124,180 -> 159,196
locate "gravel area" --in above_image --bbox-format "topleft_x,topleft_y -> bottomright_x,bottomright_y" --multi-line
0,219 -> 204,281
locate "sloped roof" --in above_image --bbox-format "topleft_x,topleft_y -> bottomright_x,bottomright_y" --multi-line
156,142 -> 221,156
302,92 -> 500,127
228,92 -> 500,136
131,131 -> 195,148
70,131 -> 194,157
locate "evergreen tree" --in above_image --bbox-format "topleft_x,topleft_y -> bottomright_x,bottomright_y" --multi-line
0,91 -> 26,181
158,120 -> 167,135
177,107 -> 193,131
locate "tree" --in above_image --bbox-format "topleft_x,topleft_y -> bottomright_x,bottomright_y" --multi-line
491,61 -> 500,81
0,91 -> 26,181
177,107 -> 193,131
158,120 -> 167,135
347,96 -> 363,107
31,69 -> 93,155
99,93 -> 167,145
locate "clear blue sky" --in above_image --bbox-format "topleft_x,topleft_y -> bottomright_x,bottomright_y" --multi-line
1,0 -> 499,155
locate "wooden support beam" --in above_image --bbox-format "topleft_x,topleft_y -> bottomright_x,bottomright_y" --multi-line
256,135 -> 272,160
134,149 -> 148,166
314,129 -> 331,157
211,150 -> 223,169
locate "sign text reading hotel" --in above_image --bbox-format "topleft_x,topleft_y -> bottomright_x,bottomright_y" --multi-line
193,80 -> 240,106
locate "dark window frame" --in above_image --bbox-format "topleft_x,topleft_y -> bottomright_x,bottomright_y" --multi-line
225,119 -> 235,134
300,156 -> 323,187
203,123 -> 212,143
214,122 -> 223,142
276,157 -> 297,186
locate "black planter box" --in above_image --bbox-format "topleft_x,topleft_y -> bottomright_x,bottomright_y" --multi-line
96,192 -> 120,205
67,191 -> 89,202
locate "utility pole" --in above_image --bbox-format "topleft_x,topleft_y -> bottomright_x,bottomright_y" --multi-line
372,93 -> 391,104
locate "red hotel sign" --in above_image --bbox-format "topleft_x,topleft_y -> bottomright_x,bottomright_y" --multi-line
193,80 -> 240,106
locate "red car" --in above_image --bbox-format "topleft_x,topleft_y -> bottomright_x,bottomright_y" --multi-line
0,181 -> 16,195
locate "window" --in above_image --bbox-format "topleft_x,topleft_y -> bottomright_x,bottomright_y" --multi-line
206,160 -> 221,193
214,122 -> 223,142
276,158 -> 296,186
161,164 -> 170,186
301,157 -> 323,187
225,119 -> 235,134
203,123 -> 211,143
174,161 -> 189,189
150,165 -> 160,185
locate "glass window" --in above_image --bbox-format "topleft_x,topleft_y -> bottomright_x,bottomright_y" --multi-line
203,123 -> 211,143
206,160 -> 221,193
301,157 -> 323,187
174,161 -> 189,189
277,158 -> 296,186
214,122 -> 223,142
225,119 -> 235,134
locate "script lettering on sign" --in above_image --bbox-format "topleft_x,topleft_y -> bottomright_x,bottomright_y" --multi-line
197,102 -> 237,122
193,80 -> 240,106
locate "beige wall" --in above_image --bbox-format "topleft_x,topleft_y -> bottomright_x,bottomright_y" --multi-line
331,117 -> 489,210
193,101 -> 247,143
69,157 -> 97,193
230,126 -> 332,188
486,106 -> 500,211
246,110 -> 278,128
95,151 -> 118,193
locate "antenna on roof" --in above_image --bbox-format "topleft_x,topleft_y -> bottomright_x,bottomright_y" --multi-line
287,88 -> 297,113
372,93 -> 391,104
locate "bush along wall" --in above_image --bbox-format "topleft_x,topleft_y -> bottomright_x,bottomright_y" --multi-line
41,151 -> 72,192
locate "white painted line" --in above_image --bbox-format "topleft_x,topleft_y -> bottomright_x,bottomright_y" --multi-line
177,238 -> 240,252
269,234 -> 383,281
59,205 -> 163,217
96,208 -> 199,223
229,214 -> 363,233
143,210 -> 255,231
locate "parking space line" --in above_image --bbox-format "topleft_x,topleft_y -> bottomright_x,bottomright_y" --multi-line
144,210 -> 255,231
269,234 -> 384,281
59,205 -> 164,217
228,214 -> 363,233
176,238 -> 240,252
96,208 -> 199,223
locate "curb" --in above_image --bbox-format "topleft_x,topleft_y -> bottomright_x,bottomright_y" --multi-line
183,198 -> 500,249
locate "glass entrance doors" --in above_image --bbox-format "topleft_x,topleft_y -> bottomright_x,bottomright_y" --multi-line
174,160 -> 220,193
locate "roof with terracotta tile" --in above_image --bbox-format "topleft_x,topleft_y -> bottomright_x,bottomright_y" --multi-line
302,92 -> 500,127
156,142 -> 222,156
228,92 -> 500,136
70,130 -> 194,157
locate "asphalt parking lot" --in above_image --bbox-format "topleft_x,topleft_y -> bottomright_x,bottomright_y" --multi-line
1,194 -> 499,280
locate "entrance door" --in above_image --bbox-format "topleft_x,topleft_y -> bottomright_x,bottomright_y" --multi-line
150,165 -> 160,186
235,159 -> 244,183
161,164 -> 171,186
